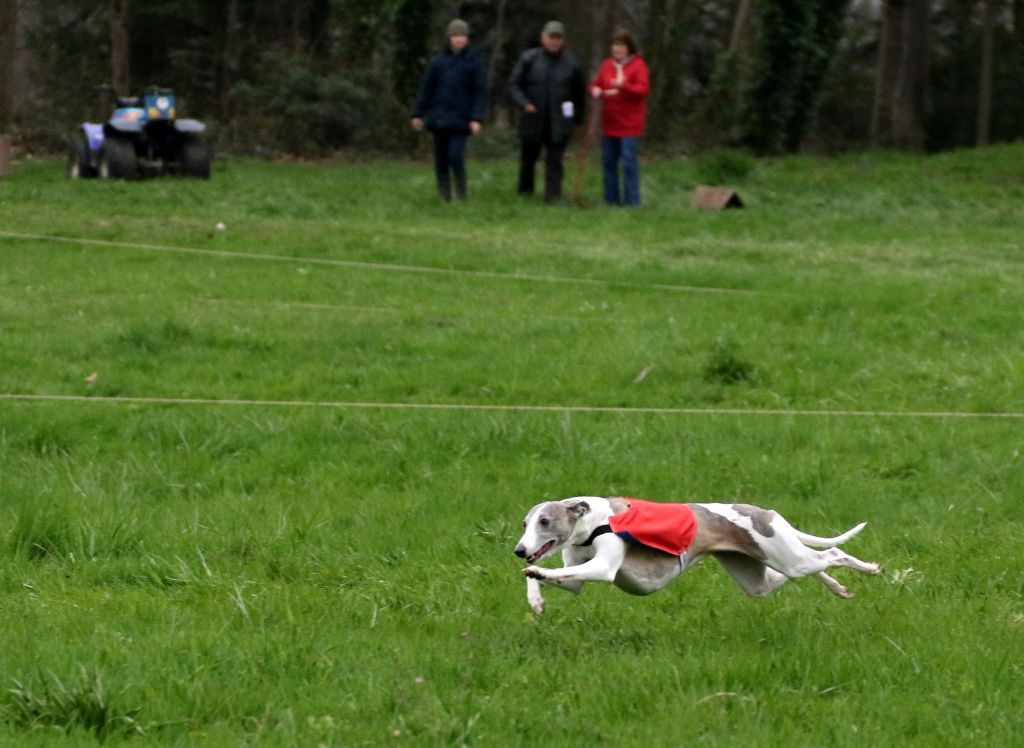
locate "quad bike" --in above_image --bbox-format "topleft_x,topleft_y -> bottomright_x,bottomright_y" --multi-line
68,86 -> 212,179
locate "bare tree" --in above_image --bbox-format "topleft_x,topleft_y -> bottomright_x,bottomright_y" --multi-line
600,0 -> 622,52
643,0 -> 691,141
0,0 -> 14,177
110,0 -> 131,94
560,0 -> 596,74
872,0 -> 929,150
729,0 -> 754,54
977,0 -> 995,146
0,0 -> 15,128
487,0 -> 509,126
220,0 -> 242,124
872,0 -> 905,146
308,0 -> 331,61
891,0 -> 928,149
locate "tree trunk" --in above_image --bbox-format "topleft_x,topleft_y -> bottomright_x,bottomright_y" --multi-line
977,0 -> 995,146
891,0 -> 928,150
729,0 -> 754,54
783,0 -> 851,153
308,0 -> 331,62
110,0 -> 131,95
559,0 -> 596,74
0,0 -> 15,177
488,0 -> 509,126
0,0 -> 16,131
220,0 -> 242,124
872,0 -> 905,147
643,0 -> 690,141
601,0 -> 622,52
557,0 -> 589,71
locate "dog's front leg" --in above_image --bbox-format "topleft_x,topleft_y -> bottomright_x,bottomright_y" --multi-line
525,556 -> 587,615
523,537 -> 625,587
525,573 -> 586,616
526,577 -> 546,615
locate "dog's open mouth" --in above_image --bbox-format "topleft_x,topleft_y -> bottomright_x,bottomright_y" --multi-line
528,539 -> 556,563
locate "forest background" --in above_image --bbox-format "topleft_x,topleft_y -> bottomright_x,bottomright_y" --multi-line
0,0 -> 1022,158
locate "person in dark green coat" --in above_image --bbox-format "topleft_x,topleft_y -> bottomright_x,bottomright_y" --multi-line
508,20 -> 586,202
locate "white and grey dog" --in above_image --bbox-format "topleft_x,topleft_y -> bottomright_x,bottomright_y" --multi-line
514,496 -> 880,615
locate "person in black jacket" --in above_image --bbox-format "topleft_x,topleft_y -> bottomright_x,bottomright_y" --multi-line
411,19 -> 488,201
508,20 -> 586,202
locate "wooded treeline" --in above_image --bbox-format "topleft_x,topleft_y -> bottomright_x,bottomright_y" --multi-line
1,0 -> 1023,156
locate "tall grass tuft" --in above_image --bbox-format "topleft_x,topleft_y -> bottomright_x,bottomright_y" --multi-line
703,339 -> 760,385
4,666 -> 144,739
8,503 -> 143,562
116,320 -> 194,355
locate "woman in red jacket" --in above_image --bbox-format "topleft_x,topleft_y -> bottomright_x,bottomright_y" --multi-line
590,29 -> 650,206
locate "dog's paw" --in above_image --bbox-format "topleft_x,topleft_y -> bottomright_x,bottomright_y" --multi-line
522,566 -> 546,580
528,591 -> 546,615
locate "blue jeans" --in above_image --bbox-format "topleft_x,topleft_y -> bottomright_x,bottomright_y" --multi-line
601,136 -> 641,206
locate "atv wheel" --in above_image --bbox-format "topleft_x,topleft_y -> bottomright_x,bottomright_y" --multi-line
67,134 -> 96,179
100,137 -> 139,179
180,140 -> 211,179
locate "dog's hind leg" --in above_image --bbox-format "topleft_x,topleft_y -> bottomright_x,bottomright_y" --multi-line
713,552 -> 790,597
815,571 -> 853,598
822,547 -> 882,576
764,546 -> 878,599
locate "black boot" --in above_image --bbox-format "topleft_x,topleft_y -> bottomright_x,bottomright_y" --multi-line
437,173 -> 452,202
454,173 -> 467,201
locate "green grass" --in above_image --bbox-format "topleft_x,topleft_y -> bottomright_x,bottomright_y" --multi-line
1,147 -> 1023,745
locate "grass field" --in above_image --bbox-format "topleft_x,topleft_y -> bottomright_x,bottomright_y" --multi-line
1,146 -> 1023,745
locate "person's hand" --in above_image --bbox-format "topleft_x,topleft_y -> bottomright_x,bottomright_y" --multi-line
590,86 -> 602,99
469,121 -> 481,135
411,117 -> 424,131
524,103 -> 537,114
603,89 -> 619,97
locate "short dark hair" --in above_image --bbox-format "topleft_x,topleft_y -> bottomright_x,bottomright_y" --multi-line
611,28 -> 638,55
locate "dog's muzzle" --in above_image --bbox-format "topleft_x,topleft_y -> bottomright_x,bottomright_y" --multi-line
516,539 -> 555,563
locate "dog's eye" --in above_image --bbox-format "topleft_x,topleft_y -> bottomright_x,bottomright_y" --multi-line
539,518 -> 550,527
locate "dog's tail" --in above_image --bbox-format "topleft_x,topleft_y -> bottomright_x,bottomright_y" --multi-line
794,522 -> 866,548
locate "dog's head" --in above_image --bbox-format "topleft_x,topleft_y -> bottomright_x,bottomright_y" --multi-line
514,498 -> 593,563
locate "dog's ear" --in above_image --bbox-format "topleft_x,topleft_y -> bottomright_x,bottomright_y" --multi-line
566,500 -> 590,519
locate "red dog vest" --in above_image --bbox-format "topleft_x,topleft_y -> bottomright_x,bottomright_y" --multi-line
608,498 -> 697,556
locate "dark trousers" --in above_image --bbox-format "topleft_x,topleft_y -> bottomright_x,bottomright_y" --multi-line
518,140 -> 567,201
432,129 -> 468,200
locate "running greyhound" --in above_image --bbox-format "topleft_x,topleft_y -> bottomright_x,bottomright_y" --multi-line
514,496 -> 880,615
